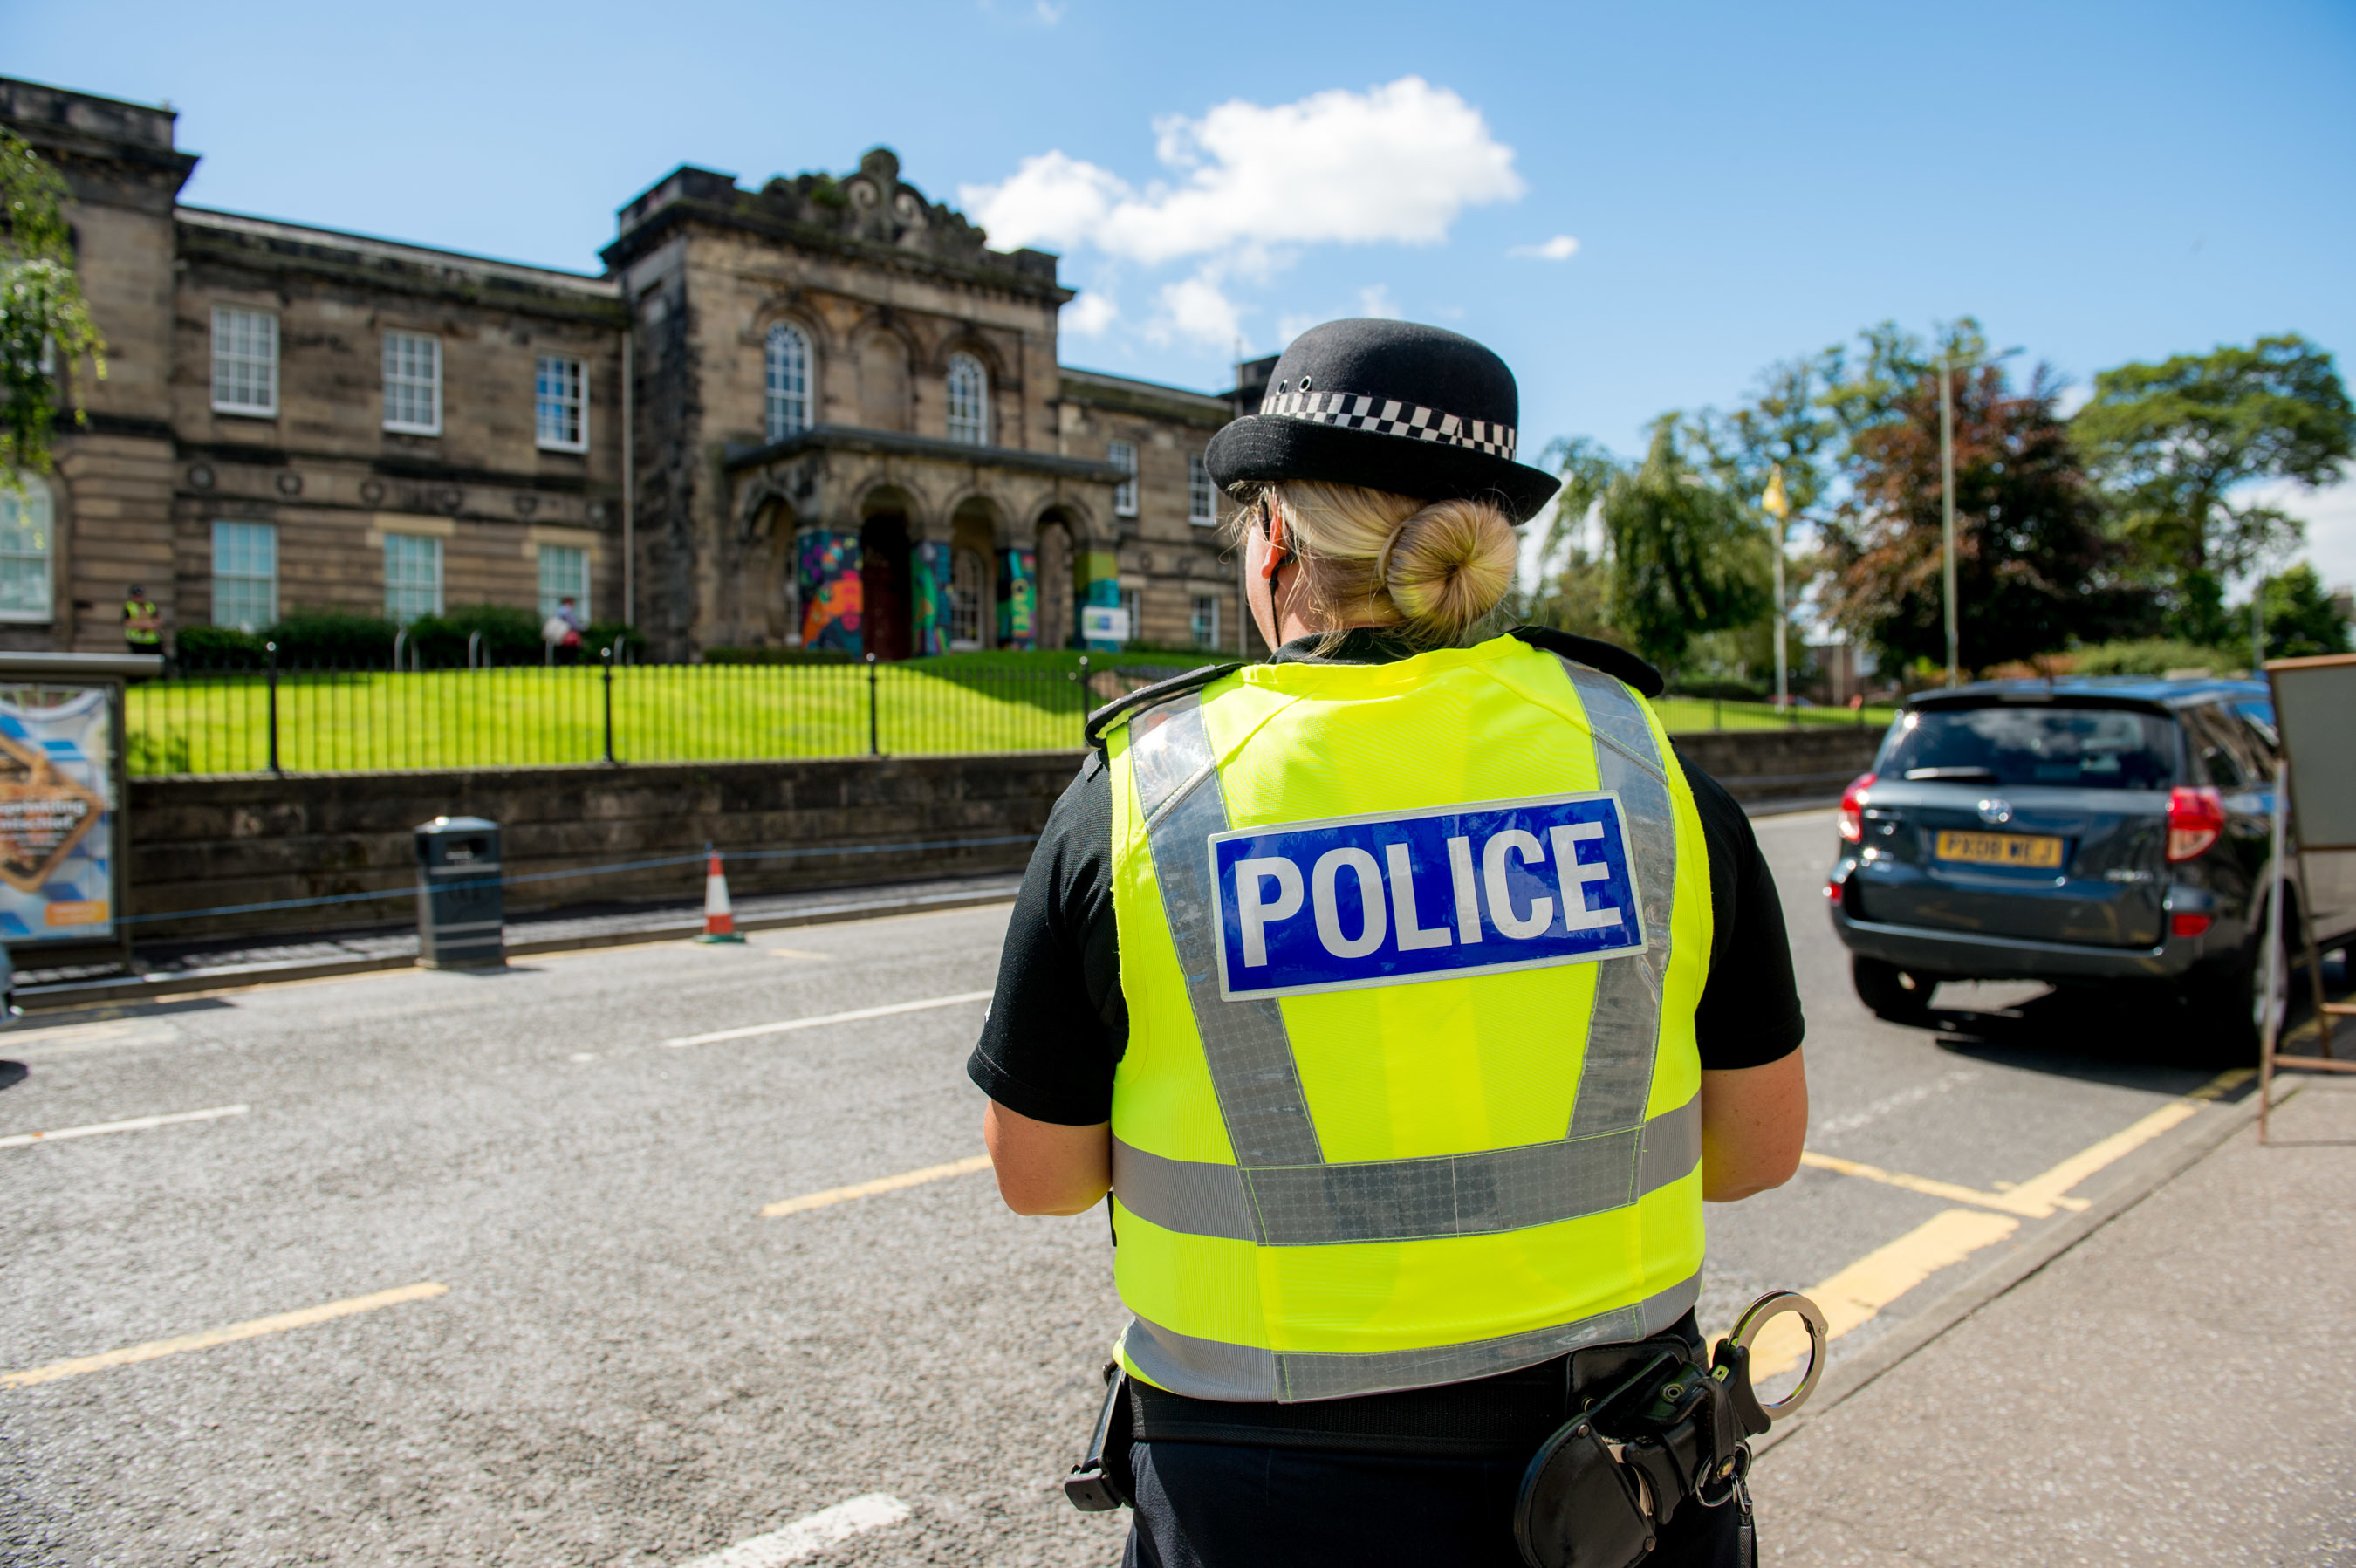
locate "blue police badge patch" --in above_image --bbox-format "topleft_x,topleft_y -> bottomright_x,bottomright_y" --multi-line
1209,792 -> 1647,1001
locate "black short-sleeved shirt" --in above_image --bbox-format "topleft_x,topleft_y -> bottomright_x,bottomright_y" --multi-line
966,630 -> 1805,1126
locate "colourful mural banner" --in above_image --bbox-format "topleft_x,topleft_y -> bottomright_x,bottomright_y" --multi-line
912,540 -> 950,658
997,548 -> 1036,650
1079,549 -> 1123,653
0,688 -> 115,943
797,531 -> 862,652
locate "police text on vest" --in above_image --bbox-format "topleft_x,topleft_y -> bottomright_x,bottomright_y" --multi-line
1209,792 -> 1647,1000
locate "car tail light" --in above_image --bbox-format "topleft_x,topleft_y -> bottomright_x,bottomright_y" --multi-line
2171,912 -> 2213,937
2165,786 -> 2225,862
1839,773 -> 1875,844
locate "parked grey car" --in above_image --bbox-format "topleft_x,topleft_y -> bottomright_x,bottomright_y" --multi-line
1826,677 -> 2356,1055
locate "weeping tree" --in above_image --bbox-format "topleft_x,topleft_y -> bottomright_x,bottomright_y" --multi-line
1551,421 -> 1770,674
2,134 -> 106,486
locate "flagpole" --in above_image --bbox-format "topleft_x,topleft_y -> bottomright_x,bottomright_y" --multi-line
1763,465 -> 1791,711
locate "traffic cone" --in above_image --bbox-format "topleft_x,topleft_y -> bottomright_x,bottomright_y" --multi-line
695,844 -> 745,943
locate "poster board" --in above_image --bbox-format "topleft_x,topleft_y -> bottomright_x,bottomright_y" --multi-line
2267,654 -> 2356,851
2258,652 -> 2356,1137
0,653 -> 160,969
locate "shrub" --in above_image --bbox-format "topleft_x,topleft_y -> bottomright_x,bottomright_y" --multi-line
407,605 -> 543,665
175,625 -> 264,667
705,645 -> 858,665
585,620 -> 649,660
2070,639 -> 2245,677
267,611 -> 401,665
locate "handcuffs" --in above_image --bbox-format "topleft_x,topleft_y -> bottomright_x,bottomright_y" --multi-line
1512,1291 -> 1829,1568
1064,1289 -> 1829,1568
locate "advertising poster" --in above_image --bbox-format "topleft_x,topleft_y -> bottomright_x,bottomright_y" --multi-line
0,687 -> 115,943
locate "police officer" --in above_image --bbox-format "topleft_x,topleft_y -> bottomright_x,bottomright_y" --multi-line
123,585 -> 162,656
969,319 -> 1808,1567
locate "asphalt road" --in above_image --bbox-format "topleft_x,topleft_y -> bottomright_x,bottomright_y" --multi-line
0,806 -> 2278,1567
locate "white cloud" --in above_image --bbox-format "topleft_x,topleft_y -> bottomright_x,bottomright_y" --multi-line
1509,234 -> 1579,261
1275,312 -> 1320,348
1062,291 -> 1118,337
1151,272 -> 1243,348
1033,0 -> 1064,20
962,78 -> 1523,266
1357,284 -> 1401,319
2253,464 -> 2356,593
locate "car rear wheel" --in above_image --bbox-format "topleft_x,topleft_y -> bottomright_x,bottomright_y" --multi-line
1853,956 -> 1936,1024
2182,921 -> 2291,1063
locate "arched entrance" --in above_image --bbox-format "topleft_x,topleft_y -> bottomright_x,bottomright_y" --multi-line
860,490 -> 915,661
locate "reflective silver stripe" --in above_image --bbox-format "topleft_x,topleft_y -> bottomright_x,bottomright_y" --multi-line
1113,1136 -> 1258,1242
1134,698 -> 1325,1178
1122,1271 -> 1702,1405
1113,1097 -> 1701,1245
1557,660 -> 1676,1145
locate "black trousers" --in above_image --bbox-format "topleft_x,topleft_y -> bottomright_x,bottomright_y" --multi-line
1121,1439 -> 1752,1568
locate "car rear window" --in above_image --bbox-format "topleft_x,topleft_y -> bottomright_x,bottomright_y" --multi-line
1881,705 -> 2177,791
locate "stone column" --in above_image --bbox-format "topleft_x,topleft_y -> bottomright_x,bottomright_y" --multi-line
795,528 -> 863,653
997,547 -> 1037,651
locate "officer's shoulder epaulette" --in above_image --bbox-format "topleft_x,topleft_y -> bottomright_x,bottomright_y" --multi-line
1083,661 -> 1244,753
1508,627 -> 1666,700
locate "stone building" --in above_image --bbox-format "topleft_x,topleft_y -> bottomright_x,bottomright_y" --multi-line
2,76 -> 1257,661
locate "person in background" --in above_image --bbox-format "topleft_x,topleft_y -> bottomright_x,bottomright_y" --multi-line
122,585 -> 162,657
542,595 -> 585,665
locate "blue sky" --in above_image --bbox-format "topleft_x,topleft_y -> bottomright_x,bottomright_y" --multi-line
13,0 -> 2356,586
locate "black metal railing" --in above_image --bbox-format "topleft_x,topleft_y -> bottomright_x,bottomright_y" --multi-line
127,649 -> 1109,777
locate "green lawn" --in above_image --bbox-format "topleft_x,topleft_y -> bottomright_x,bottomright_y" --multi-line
126,653 -> 1891,777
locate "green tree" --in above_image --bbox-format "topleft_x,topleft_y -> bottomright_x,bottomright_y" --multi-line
2250,563 -> 2352,659
1,134 -> 106,485
2072,335 -> 2355,639
1819,360 -> 2145,672
1592,421 -> 1770,672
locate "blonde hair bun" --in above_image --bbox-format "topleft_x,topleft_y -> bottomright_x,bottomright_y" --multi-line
1384,498 -> 1519,645
1263,480 -> 1517,648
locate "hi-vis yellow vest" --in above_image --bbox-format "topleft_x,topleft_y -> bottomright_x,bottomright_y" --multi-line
1105,634 -> 1712,1404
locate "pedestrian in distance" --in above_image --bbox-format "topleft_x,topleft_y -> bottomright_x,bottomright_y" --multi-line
542,594 -> 585,666
970,318 -> 1811,1567
122,584 -> 162,657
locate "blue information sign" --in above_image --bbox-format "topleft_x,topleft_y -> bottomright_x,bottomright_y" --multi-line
1209,791 -> 1647,1001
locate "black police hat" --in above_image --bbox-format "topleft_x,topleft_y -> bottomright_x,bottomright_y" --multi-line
1205,318 -> 1561,523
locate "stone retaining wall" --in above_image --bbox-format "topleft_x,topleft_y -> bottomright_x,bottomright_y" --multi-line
125,723 -> 1884,943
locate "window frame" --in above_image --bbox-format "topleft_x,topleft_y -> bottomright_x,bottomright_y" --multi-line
381,330 -> 443,436
210,519 -> 278,633
945,352 -> 989,446
765,322 -> 814,443
535,355 -> 588,452
1108,439 -> 1139,517
1190,592 -> 1220,649
382,531 -> 444,625
538,543 -> 590,624
0,473 -> 56,625
1187,453 -> 1216,527
210,305 -> 279,418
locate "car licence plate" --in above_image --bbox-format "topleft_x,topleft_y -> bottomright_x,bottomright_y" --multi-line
1934,830 -> 2065,869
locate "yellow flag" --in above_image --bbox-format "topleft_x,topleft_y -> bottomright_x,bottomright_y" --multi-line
1761,464 -> 1791,521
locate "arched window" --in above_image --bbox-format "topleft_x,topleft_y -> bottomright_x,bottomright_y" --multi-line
765,323 -> 812,442
0,474 -> 55,623
945,352 -> 988,446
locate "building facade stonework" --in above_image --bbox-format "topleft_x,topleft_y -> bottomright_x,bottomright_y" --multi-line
3,78 -> 1261,661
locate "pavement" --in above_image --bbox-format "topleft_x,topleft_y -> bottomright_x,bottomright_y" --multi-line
1755,1076 -> 2356,1567
1,805 -> 2349,1565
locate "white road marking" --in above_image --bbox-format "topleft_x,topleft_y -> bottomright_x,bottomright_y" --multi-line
3,1017 -> 188,1061
569,1051 -> 599,1063
673,1493 -> 912,1568
663,991 -> 991,1049
0,1104 -> 249,1150
1812,1070 -> 1978,1139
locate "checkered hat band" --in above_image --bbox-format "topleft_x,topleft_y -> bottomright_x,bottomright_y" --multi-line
1256,388 -> 1517,461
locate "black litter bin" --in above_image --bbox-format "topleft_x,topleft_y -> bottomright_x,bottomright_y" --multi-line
414,815 -> 503,969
